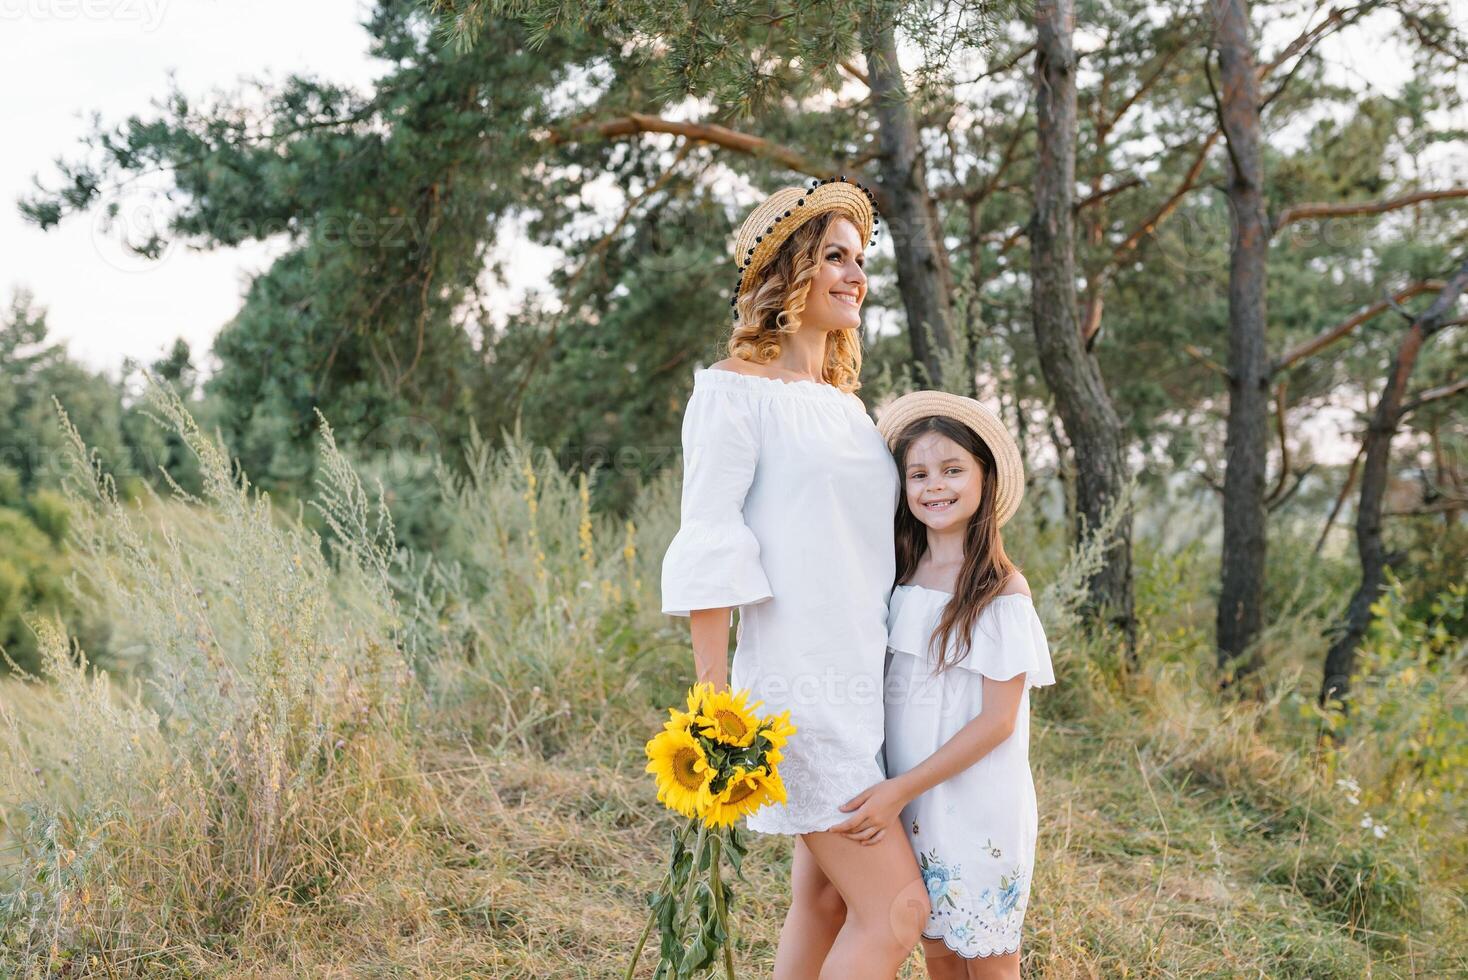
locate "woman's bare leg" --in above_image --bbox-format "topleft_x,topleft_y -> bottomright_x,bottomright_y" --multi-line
799,827 -> 930,980
772,835 -> 847,979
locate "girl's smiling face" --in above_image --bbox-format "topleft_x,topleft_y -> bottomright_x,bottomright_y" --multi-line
902,431 -> 984,531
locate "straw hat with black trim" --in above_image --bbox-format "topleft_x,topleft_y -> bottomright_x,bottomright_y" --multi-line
877,390 -> 1026,528
728,175 -> 881,319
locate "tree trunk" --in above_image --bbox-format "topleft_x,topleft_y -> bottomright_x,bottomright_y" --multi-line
1212,0 -> 1271,683
1321,257 -> 1468,705
1031,0 -> 1137,655
862,19 -> 955,388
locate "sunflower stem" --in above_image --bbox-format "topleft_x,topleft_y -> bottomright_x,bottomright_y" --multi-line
624,820 -> 694,980
670,819 -> 710,954
711,830 -> 736,980
623,908 -> 656,980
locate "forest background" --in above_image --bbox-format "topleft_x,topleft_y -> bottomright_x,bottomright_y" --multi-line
1,0 -> 1464,975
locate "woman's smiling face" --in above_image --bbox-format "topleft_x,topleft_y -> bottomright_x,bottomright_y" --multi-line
903,431 -> 984,532
808,217 -> 867,331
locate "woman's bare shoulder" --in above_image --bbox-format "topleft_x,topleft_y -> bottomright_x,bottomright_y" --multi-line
707,356 -> 798,378
707,357 -> 763,378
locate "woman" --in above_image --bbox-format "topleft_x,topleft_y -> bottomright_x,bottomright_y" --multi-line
660,177 -> 929,979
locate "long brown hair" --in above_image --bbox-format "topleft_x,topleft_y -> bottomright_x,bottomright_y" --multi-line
728,211 -> 863,393
892,415 -> 1018,673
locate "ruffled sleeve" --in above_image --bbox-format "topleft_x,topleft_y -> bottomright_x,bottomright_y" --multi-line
959,595 -> 1056,689
659,377 -> 774,618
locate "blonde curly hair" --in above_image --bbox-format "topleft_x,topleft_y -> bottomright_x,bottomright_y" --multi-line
727,211 -> 864,394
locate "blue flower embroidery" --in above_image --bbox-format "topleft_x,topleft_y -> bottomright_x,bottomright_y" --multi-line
976,868 -> 1028,925
916,851 -> 1031,957
994,874 -> 1023,917
917,849 -> 963,911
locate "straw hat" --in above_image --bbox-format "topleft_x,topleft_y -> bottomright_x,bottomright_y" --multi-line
728,175 -> 881,319
877,390 -> 1026,528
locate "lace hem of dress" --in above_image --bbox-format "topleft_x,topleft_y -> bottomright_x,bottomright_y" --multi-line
745,738 -> 884,836
917,847 -> 1030,959
922,928 -> 1022,959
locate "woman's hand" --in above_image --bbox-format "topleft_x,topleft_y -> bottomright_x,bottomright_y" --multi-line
830,778 -> 911,846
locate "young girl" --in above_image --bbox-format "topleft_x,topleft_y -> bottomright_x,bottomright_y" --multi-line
832,390 -> 1054,978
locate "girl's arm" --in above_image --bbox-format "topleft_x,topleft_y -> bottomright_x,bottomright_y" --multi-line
899,570 -> 1032,792
833,674 -> 1027,845
689,606 -> 733,690
832,673 -> 1026,845
893,673 -> 1026,801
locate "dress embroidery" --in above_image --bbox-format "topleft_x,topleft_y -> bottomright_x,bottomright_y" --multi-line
883,584 -> 1056,959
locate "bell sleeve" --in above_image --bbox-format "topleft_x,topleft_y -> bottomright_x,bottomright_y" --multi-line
958,595 -> 1057,689
659,381 -> 774,619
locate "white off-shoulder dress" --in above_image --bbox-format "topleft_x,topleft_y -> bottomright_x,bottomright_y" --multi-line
883,584 -> 1056,958
660,367 -> 900,836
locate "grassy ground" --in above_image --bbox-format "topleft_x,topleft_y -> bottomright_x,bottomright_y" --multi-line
1,384 -> 1463,977
104,690 -> 1453,978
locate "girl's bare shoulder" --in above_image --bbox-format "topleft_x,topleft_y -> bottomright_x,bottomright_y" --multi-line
998,571 -> 1031,597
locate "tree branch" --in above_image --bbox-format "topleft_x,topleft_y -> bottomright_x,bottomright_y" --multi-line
1110,130 -> 1223,265
1398,376 -> 1468,419
1272,187 -> 1468,234
1271,280 -> 1446,374
1075,177 -> 1144,213
540,110 -> 887,213
1314,443 -> 1365,555
507,141 -> 698,413
1184,342 -> 1230,378
1265,379 -> 1292,506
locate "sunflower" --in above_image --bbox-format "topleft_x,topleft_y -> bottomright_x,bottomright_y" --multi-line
692,688 -> 763,748
661,703 -> 697,734
759,709 -> 797,757
644,727 -> 714,818
684,681 -> 717,716
702,765 -> 787,828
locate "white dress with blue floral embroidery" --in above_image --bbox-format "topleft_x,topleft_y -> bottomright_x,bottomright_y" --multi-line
883,584 -> 1056,958
660,367 -> 900,836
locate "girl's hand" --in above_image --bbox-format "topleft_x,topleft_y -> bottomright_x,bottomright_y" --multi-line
830,778 -> 910,846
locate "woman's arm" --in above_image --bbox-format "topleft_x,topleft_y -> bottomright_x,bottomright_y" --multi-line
689,606 -> 733,690
659,382 -> 772,676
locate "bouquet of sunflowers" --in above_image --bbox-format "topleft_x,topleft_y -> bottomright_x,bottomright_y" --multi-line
627,682 -> 795,980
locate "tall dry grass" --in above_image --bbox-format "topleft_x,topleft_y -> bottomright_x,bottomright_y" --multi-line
1,377 -> 428,975
1,373 -> 1462,977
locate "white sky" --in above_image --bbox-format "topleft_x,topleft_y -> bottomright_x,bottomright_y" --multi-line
1,0 -> 383,377
1,0 -> 1458,403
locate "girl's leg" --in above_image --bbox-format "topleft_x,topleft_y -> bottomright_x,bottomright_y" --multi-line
772,835 -> 848,980
962,949 -> 1020,980
917,937 -> 968,980
919,937 -> 1021,980
800,827 -> 931,980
